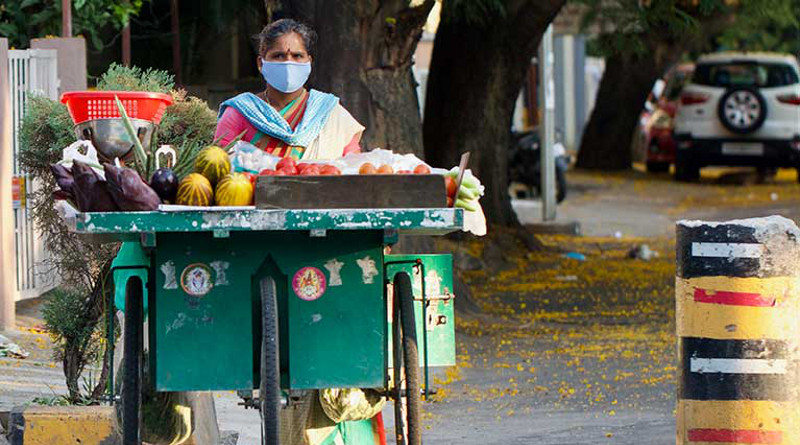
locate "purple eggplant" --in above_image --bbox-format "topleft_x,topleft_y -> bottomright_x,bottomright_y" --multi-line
149,168 -> 179,203
103,163 -> 161,211
71,160 -> 118,212
49,164 -> 74,200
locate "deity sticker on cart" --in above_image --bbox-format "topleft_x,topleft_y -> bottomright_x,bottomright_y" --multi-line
293,266 -> 327,301
180,263 -> 214,297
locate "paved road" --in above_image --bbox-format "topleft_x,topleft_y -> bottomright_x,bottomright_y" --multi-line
4,168 -> 800,444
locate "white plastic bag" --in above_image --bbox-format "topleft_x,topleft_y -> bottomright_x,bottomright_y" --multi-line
331,148 -> 430,174
229,140 -> 281,174
59,140 -> 105,179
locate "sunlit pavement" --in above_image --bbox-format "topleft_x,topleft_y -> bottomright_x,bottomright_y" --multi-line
421,167 -> 800,444
4,168 -> 800,444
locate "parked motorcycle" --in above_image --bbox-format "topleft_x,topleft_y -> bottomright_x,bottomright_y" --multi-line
508,130 -> 569,203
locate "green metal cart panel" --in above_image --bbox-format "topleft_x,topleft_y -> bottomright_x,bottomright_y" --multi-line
72,209 -> 463,393
151,230 -> 385,392
386,255 -> 456,368
70,208 -> 463,241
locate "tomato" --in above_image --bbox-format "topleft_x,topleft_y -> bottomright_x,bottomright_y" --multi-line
359,163 -> 377,175
320,165 -> 342,175
396,170 -> 412,174
275,168 -> 291,176
447,196 -> 454,207
444,176 -> 457,198
413,164 -> 431,174
377,164 -> 394,175
299,165 -> 322,176
276,157 -> 297,172
259,169 -> 277,176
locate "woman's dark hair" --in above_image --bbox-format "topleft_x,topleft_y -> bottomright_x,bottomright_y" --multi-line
258,19 -> 317,57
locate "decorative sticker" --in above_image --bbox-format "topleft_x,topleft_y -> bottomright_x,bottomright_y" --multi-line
356,256 -> 379,284
180,263 -> 214,297
293,267 -> 327,301
210,261 -> 230,286
161,260 -> 178,290
324,259 -> 344,287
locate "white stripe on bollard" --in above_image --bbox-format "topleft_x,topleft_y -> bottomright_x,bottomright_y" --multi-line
690,358 -> 788,375
691,242 -> 763,259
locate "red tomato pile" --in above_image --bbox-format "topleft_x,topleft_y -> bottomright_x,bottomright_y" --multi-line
258,158 -> 343,177
257,158 -> 433,177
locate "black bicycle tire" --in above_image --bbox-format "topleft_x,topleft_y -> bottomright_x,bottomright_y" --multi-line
392,280 -> 405,445
260,277 -> 281,445
122,277 -> 143,445
394,272 -> 422,445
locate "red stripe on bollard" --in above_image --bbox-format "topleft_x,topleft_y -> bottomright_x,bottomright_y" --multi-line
693,288 -> 776,307
688,428 -> 783,443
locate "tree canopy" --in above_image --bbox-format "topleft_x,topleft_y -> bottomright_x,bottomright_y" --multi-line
0,0 -> 146,50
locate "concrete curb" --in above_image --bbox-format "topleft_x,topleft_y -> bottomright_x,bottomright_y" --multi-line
8,405 -> 118,445
5,405 -> 231,445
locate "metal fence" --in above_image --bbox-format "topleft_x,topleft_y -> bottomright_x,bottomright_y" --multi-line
7,49 -> 59,301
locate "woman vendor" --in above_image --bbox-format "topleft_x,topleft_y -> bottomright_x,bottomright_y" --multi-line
214,19 -> 363,160
214,19 -> 387,445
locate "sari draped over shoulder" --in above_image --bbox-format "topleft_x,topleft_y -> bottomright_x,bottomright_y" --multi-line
218,89 -> 358,161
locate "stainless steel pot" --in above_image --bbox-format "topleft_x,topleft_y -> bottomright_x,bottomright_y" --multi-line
73,118 -> 157,162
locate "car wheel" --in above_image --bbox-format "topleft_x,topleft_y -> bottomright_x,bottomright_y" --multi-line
675,153 -> 700,182
646,161 -> 670,173
718,87 -> 768,135
756,168 -> 777,184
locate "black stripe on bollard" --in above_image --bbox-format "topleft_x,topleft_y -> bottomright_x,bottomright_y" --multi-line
679,337 -> 794,401
676,219 -> 800,279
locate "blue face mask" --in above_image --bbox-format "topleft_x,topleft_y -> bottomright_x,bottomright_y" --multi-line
260,60 -> 312,94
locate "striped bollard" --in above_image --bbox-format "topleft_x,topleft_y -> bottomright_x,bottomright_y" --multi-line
676,216 -> 800,445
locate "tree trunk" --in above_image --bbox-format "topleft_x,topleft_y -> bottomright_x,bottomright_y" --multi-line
575,46 -> 674,170
272,1 -> 434,157
423,0 -> 565,225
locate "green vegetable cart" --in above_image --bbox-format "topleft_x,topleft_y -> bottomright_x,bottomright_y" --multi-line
69,207 -> 462,445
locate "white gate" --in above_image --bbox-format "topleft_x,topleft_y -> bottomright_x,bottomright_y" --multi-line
7,49 -> 59,301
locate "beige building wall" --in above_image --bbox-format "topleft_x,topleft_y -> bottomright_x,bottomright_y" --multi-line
31,37 -> 87,93
0,39 -> 18,331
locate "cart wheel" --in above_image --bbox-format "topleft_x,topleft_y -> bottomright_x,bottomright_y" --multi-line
259,277 -> 280,445
122,277 -> 143,445
392,272 -> 421,445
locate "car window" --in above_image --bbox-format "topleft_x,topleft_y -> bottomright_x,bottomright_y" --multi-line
692,62 -> 799,88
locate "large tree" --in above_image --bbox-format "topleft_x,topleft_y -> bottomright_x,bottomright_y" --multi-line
266,0 -> 435,158
575,0 -> 797,170
423,0 -> 566,225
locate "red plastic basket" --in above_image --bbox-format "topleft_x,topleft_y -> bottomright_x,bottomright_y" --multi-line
60,91 -> 174,125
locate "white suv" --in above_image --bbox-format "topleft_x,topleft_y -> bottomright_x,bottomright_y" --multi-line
673,52 -> 800,181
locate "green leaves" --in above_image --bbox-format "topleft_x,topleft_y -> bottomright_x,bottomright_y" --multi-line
716,0 -> 800,54
20,0 -> 41,9
0,0 -> 148,49
578,0 -> 799,57
97,63 -> 175,93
